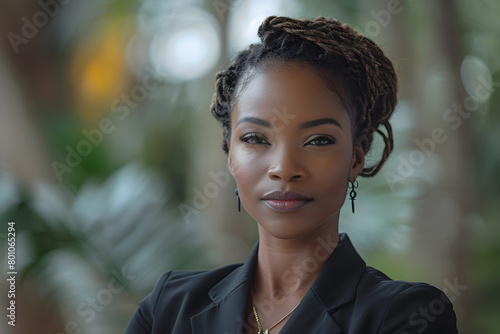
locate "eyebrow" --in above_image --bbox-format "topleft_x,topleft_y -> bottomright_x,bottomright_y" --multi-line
299,118 -> 343,130
236,116 -> 270,128
236,116 -> 343,130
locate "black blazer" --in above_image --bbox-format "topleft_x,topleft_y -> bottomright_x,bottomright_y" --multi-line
125,234 -> 457,333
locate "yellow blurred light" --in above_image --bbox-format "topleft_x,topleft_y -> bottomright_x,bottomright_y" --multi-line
80,39 -> 123,100
70,16 -> 134,120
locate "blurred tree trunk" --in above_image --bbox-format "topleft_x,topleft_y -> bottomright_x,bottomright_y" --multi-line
0,4 -> 56,184
190,0 -> 254,267
0,4 -> 64,334
407,0 -> 477,332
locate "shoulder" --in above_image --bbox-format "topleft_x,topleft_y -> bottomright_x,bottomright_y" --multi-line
354,266 -> 458,333
146,262 -> 242,307
161,263 -> 241,292
358,266 -> 437,298
124,263 -> 242,333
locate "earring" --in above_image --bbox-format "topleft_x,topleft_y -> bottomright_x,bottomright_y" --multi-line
349,180 -> 358,214
234,188 -> 241,212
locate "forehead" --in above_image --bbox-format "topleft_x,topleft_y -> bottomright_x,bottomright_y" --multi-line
233,63 -> 349,124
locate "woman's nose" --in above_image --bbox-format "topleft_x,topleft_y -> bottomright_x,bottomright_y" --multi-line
267,148 -> 307,182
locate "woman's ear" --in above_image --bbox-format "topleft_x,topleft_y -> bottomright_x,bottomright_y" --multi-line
349,145 -> 365,180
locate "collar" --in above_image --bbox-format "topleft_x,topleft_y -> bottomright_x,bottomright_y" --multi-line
209,233 -> 366,308
310,233 -> 366,311
207,238 -> 259,304
190,233 -> 366,333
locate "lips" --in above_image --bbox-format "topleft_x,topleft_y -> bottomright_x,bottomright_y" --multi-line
261,191 -> 312,212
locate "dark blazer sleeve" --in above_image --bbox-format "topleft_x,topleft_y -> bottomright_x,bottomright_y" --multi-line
378,284 -> 458,334
124,271 -> 172,334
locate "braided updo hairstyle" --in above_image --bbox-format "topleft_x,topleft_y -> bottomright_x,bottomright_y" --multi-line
210,16 -> 398,177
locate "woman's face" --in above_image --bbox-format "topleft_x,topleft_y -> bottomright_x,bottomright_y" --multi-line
228,63 -> 364,240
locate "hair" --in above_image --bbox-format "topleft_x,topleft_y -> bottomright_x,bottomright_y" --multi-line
210,16 -> 398,177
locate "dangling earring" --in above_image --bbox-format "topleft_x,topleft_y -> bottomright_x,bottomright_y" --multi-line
234,188 -> 241,212
349,180 -> 358,213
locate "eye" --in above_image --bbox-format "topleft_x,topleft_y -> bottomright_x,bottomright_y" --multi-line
239,133 -> 270,145
305,135 -> 336,146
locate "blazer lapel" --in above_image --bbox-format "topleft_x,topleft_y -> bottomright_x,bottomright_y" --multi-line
279,289 -> 343,333
190,243 -> 258,334
190,234 -> 365,334
280,234 -> 366,334
190,283 -> 252,334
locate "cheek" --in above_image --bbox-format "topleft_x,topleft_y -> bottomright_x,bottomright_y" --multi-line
313,153 -> 352,201
230,149 -> 265,188
325,172 -> 349,202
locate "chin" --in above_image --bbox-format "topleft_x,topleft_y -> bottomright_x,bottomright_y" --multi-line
256,215 -> 333,240
247,201 -> 341,239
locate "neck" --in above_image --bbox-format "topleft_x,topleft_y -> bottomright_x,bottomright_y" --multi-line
253,225 -> 339,302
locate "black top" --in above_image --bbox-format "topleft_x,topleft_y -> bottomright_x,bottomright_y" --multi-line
125,233 -> 457,333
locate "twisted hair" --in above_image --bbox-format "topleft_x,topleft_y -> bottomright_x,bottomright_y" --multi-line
210,16 -> 398,177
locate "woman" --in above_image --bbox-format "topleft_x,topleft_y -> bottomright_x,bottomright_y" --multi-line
125,16 -> 458,333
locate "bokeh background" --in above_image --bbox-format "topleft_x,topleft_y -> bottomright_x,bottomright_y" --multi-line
1,0 -> 499,333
